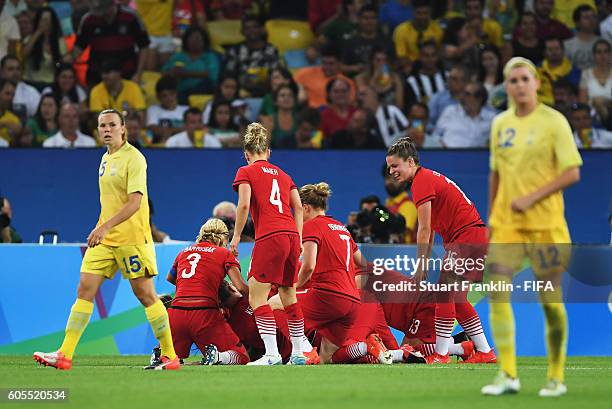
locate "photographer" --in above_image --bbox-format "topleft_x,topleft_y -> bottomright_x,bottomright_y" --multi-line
0,196 -> 20,243
348,195 -> 406,244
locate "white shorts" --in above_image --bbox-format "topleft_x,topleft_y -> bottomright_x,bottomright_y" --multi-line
149,35 -> 176,53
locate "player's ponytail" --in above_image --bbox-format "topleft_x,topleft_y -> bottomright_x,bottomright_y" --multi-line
299,182 -> 332,210
243,122 -> 270,154
196,218 -> 229,246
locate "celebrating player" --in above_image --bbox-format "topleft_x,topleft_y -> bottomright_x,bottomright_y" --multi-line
386,137 -> 495,365
34,109 -> 179,370
481,57 -> 582,397
166,218 -> 250,365
230,122 -> 306,365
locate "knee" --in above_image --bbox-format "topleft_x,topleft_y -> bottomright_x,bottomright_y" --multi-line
76,281 -> 97,302
133,287 -> 158,307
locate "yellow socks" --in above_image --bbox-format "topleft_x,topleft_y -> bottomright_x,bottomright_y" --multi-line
489,274 -> 517,379
145,300 -> 176,360
59,298 -> 94,360
542,303 -> 567,383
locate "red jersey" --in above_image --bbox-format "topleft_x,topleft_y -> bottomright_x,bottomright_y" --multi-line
410,167 -> 483,244
233,160 -> 298,241
170,242 -> 240,308
302,215 -> 360,302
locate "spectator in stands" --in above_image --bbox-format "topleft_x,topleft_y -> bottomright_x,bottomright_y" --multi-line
553,78 -> 579,119
358,84 -> 407,147
433,81 -> 495,148
341,5 -> 392,77
516,0 -> 572,42
209,0 -> 253,20
172,0 -> 206,39
166,107 -> 222,148
602,1 -> 612,46
41,63 -> 87,108
317,0 -> 358,47
0,0 -> 20,61
295,108 -> 323,149
538,37 -> 581,106
162,26 -> 219,104
403,41 -> 446,109
259,67 -> 297,117
379,0 -> 413,34
571,102 -> 612,148
202,74 -> 244,124
320,77 -> 357,140
552,0 -> 597,29
295,43 -> 356,109
265,84 -> 299,149
564,5 -> 600,70
326,107 -> 384,149
0,78 -> 20,146
466,0 -> 504,47
3,0 -> 26,17
223,13 -> 281,97
511,12 -> 545,66
428,64 -> 470,126
146,75 -> 188,145
0,196 -> 17,241
382,163 -> 417,243
356,47 -> 404,109
136,0 -> 175,69
406,101 -> 441,148
43,102 -> 95,148
309,0 -> 343,34
393,0 -> 443,69
125,110 -> 150,149
26,93 -> 57,146
0,54 -> 40,120
579,39 -> 612,125
442,17 -> 481,72
205,100 -> 241,147
15,10 -> 33,39
63,0 -> 151,86
89,59 -> 146,123
22,7 -> 65,89
478,44 -> 506,109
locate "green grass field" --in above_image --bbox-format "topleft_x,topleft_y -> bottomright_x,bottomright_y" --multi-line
1,356 -> 610,409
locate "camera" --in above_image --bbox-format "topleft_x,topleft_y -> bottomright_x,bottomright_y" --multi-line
348,204 -> 406,244
0,196 -> 9,230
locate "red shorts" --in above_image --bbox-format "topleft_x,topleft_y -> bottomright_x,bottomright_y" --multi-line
443,226 -> 488,283
382,301 -> 435,344
168,308 -> 248,359
297,288 -> 359,347
249,233 -> 300,287
349,301 -> 399,349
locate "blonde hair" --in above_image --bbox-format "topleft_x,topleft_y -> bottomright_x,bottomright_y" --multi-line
243,122 -> 269,154
195,218 -> 229,246
299,182 -> 332,210
503,57 -> 539,80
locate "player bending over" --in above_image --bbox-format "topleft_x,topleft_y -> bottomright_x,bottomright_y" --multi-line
231,123 -> 306,365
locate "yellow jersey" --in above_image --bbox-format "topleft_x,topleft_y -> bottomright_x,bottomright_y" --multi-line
135,0 -> 173,37
97,142 -> 152,246
489,103 -> 582,230
0,110 -> 20,143
393,21 -> 443,61
385,192 -> 418,243
552,0 -> 596,29
89,80 -> 146,113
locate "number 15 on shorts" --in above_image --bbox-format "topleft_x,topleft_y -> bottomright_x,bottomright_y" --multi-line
122,255 -> 141,274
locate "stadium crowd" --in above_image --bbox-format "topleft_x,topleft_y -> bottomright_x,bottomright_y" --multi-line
1,0 -> 612,149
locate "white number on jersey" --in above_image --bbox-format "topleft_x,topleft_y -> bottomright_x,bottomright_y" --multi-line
270,178 -> 283,213
181,253 -> 201,278
339,234 -> 351,272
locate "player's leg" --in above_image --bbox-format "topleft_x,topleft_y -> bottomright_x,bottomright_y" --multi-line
130,276 -> 178,369
197,311 -> 250,365
248,277 -> 280,364
455,292 -> 496,363
166,308 -> 193,360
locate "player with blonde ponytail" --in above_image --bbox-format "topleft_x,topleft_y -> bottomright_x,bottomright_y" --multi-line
231,122 -> 308,365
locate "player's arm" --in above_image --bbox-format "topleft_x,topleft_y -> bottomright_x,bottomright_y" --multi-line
353,249 -> 369,289
230,183 -> 251,256
414,201 -> 433,283
227,265 -> 248,295
297,241 -> 317,288
87,192 -> 143,247
511,167 -> 580,213
488,171 -> 499,218
290,188 -> 304,245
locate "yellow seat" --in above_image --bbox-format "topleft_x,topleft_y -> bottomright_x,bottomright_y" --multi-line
141,71 -> 162,106
207,20 -> 245,53
189,94 -> 214,110
265,19 -> 314,55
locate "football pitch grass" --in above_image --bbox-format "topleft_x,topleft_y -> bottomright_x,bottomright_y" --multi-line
0,356 -> 610,409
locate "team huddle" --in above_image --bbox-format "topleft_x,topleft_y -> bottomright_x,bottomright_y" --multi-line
33,57 -> 581,397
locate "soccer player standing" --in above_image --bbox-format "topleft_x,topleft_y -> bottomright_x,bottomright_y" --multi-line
231,123 -> 306,365
34,109 -> 179,370
481,57 -> 582,397
386,137 -> 495,364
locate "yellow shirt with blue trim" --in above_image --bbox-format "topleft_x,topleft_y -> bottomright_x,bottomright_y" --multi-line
97,142 -> 152,246
393,21 -> 443,61
89,79 -> 146,113
489,104 -> 583,230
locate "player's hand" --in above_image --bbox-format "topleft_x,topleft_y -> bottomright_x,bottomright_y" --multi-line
511,194 -> 535,213
229,235 -> 240,256
87,225 -> 109,247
